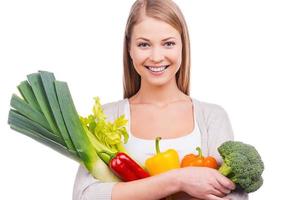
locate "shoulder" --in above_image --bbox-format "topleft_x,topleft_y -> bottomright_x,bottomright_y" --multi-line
192,98 -> 234,159
192,98 -> 229,121
102,99 -> 127,121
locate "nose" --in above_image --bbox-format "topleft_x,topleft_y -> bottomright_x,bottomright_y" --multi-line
149,47 -> 164,63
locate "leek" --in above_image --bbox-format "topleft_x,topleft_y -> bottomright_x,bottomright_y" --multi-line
8,71 -> 121,182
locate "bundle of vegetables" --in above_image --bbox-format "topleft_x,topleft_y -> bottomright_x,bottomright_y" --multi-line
218,141 -> 264,193
149,137 -> 264,194
8,71 -> 149,182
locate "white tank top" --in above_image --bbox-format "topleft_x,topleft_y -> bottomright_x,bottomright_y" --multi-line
123,99 -> 202,166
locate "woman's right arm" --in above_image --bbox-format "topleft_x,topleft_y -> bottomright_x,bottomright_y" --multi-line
73,165 -> 235,200
112,167 -> 235,200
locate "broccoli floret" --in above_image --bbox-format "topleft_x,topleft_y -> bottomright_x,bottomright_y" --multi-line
218,141 -> 264,193
243,176 -> 263,193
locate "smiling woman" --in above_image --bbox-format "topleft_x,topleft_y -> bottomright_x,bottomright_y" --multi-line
123,0 -> 191,99
72,0 -> 247,199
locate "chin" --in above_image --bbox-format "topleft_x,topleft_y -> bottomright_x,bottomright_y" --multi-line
146,77 -> 172,87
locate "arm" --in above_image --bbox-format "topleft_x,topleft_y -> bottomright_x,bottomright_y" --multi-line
73,164 -> 234,200
112,167 -> 235,200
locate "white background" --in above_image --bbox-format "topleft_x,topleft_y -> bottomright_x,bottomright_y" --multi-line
0,0 -> 299,199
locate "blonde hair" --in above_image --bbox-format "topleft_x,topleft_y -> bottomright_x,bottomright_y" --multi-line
123,0 -> 191,98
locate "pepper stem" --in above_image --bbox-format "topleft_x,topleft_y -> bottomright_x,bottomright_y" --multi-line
98,152 -> 112,165
97,150 -> 117,164
196,147 -> 203,158
155,137 -> 162,154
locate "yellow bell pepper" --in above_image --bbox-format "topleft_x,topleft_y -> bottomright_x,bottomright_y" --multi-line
145,137 -> 180,176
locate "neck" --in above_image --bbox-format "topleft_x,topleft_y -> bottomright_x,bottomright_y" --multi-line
130,77 -> 189,106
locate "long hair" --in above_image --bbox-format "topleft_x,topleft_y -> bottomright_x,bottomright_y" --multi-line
123,0 -> 191,98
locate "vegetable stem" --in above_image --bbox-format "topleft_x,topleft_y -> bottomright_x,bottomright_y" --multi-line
196,146 -> 203,158
155,137 -> 161,154
218,163 -> 232,176
98,152 -> 112,165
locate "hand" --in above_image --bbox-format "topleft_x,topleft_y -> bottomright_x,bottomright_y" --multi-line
176,167 -> 235,200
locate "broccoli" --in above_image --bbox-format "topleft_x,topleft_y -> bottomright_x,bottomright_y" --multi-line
218,141 -> 264,193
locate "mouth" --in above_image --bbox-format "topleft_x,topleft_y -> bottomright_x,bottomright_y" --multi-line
145,65 -> 170,73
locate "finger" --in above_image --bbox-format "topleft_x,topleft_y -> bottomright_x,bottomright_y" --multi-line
212,180 -> 231,195
216,175 -> 235,191
209,186 -> 225,197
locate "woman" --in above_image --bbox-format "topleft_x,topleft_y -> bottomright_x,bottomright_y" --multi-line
73,0 -> 248,199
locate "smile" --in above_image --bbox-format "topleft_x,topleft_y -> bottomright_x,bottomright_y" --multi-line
145,65 -> 170,72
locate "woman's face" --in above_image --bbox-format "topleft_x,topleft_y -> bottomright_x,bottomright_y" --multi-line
129,16 -> 182,87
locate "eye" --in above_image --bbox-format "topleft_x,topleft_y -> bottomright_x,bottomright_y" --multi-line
164,41 -> 176,48
137,42 -> 150,48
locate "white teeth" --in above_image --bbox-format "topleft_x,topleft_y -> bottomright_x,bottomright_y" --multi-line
147,65 -> 168,72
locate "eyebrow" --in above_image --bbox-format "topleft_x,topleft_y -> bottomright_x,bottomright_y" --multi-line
136,37 -> 176,42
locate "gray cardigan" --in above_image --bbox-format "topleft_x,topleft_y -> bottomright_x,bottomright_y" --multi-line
73,98 -> 248,200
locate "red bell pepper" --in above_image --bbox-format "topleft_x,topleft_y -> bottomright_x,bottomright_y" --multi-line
101,152 -> 150,181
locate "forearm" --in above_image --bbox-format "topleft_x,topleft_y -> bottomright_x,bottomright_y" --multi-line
112,169 -> 180,200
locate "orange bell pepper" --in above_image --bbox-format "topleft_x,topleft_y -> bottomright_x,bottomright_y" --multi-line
181,147 -> 218,169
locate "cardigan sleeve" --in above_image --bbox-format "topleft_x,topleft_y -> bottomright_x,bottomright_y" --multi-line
205,103 -> 234,164
72,101 -> 120,200
203,103 -> 248,200
72,165 -> 117,200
